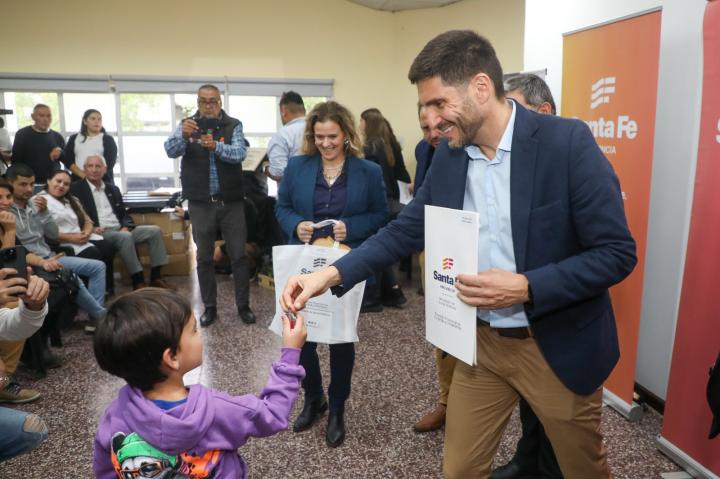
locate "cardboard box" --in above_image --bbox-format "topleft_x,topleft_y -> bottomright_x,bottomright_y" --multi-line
114,253 -> 193,285
130,210 -> 186,234
134,230 -> 191,257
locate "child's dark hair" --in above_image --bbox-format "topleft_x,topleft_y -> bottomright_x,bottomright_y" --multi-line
94,288 -> 193,391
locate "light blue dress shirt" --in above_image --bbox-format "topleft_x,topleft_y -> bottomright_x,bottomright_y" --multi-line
463,101 -> 529,328
267,117 -> 306,178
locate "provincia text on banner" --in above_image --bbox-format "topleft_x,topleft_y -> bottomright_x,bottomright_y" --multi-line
424,205 -> 479,366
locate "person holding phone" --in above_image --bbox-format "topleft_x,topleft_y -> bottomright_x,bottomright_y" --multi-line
164,84 -> 254,327
63,109 -> 118,183
0,264 -> 50,460
11,104 -> 65,184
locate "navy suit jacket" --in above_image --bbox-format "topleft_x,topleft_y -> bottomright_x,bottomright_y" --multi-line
333,103 -> 637,395
275,154 -> 388,249
413,139 -> 434,192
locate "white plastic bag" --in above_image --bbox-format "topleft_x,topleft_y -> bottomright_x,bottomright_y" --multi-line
269,243 -> 366,344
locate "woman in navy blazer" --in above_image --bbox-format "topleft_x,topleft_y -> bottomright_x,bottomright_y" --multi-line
275,101 -> 387,448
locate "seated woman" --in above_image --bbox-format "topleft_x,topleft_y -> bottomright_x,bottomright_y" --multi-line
63,109 -> 118,183
37,170 -> 116,295
360,108 -> 411,309
276,101 -> 388,448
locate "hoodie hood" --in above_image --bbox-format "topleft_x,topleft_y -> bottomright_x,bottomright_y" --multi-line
115,384 -> 215,454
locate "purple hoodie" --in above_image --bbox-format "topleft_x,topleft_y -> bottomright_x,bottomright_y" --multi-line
93,348 -> 304,479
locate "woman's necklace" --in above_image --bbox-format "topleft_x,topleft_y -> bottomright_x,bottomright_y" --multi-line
323,161 -> 345,185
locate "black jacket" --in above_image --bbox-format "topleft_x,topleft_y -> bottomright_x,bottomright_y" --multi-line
70,180 -> 135,230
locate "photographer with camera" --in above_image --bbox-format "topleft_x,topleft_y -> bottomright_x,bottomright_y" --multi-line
164,84 -> 254,327
11,104 -> 65,184
0,262 -> 50,461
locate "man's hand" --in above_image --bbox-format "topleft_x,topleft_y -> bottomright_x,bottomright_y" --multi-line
408,181 -> 415,195
40,253 -> 64,272
0,268 -> 28,306
181,119 -> 199,140
296,221 -> 314,244
280,266 -> 342,313
93,226 -> 105,235
200,133 -> 216,150
120,226 -> 130,232
0,211 -> 16,232
455,268 -> 530,310
282,313 -> 307,349
33,195 -> 48,212
333,221 -> 347,242
49,147 -> 62,161
21,269 -> 49,311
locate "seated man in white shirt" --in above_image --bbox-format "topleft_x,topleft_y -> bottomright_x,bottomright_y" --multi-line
70,155 -> 171,290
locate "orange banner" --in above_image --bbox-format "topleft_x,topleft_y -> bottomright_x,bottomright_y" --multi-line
660,0 -> 720,474
562,11 -> 661,406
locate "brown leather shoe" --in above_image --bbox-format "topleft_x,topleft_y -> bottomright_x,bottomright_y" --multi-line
413,403 -> 446,433
149,278 -> 174,290
132,282 -> 148,290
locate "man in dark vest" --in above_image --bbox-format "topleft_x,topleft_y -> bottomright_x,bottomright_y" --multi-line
164,84 -> 254,327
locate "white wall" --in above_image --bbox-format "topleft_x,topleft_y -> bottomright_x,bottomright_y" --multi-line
524,0 -> 706,400
1,0 -> 524,178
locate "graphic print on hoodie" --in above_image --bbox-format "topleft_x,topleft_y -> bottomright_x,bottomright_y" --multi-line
111,431 -> 220,478
93,348 -> 305,479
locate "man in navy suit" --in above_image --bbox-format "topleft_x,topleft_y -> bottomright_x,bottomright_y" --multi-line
281,30 -> 636,478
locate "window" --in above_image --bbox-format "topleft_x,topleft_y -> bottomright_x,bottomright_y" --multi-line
63,93 -> 117,133
3,92 -> 60,133
1,76 -> 331,192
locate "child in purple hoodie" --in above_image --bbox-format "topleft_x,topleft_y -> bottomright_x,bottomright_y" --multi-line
92,288 -> 306,479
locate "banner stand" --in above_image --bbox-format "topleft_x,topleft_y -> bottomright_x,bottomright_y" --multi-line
656,437 -> 720,479
603,388 -> 643,422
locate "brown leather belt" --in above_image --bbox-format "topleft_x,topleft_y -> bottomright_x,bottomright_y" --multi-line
477,318 -> 533,339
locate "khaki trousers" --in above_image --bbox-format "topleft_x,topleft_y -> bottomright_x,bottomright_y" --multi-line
0,340 -> 25,376
436,347 -> 458,406
443,325 -> 611,479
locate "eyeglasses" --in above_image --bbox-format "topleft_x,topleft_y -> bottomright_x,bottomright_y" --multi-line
119,460 -> 166,478
198,98 -> 220,106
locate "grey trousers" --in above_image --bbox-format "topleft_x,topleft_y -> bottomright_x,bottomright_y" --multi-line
103,225 -> 168,275
188,200 -> 249,309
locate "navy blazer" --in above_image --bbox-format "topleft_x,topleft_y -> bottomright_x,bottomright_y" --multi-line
71,180 -> 135,230
333,103 -> 637,395
413,139 -> 434,192
275,154 -> 388,249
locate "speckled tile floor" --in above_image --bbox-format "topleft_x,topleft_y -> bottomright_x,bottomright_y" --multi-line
0,267 -> 683,478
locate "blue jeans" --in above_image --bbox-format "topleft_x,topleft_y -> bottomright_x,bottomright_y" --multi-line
0,407 -> 47,461
57,256 -> 106,319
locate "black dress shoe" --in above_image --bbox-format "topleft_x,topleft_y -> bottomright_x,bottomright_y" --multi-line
490,461 -> 536,479
326,409 -> 346,448
293,396 -> 328,432
238,306 -> 256,324
382,287 -> 408,308
199,307 -> 217,327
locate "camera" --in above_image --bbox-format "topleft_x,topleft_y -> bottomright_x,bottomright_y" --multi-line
196,117 -> 219,135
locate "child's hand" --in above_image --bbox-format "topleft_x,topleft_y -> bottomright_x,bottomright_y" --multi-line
282,313 -> 307,349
